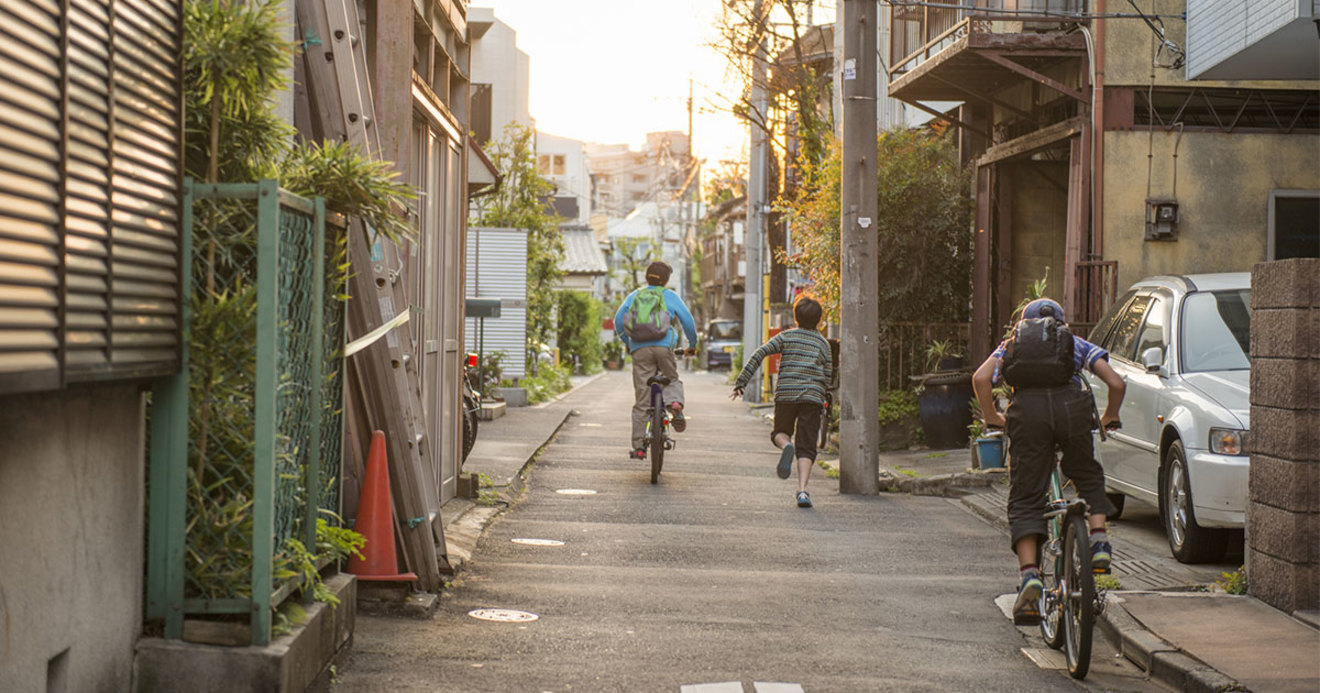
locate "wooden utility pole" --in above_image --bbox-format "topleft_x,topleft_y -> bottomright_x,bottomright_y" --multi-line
838,0 -> 879,494
742,0 -> 768,403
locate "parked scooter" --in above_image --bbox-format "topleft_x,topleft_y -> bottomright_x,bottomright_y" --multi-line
461,353 -> 481,463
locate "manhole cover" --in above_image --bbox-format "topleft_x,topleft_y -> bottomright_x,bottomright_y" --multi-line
468,608 -> 539,623
555,488 -> 597,495
512,538 -> 564,546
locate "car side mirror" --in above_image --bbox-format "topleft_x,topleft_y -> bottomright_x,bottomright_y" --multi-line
1141,346 -> 1164,373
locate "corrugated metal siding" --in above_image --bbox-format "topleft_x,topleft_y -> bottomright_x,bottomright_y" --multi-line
0,0 -> 180,395
0,0 -> 63,392
464,227 -> 527,379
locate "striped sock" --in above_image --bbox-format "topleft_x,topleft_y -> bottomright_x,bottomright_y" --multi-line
1090,528 -> 1109,546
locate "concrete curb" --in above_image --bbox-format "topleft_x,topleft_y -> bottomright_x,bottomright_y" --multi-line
957,491 -> 1248,692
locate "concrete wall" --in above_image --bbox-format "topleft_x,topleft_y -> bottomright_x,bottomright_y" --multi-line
0,383 -> 146,692
1247,258 -> 1319,614
1102,131 -> 1320,290
1006,162 -> 1070,306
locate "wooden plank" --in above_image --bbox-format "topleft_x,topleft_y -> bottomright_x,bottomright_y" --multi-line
976,115 -> 1086,166
902,99 -> 992,139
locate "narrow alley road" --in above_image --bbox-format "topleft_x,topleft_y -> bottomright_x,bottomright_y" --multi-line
335,370 -> 1142,692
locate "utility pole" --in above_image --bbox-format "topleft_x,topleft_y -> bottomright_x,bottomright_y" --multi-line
742,0 -> 768,403
838,0 -> 879,494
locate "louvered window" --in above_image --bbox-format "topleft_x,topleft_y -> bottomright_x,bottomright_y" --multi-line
0,0 -> 181,395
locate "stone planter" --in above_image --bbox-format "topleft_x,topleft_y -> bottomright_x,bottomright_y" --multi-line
492,386 -> 528,407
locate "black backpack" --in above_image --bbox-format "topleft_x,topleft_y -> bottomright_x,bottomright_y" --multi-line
1002,317 -> 1075,388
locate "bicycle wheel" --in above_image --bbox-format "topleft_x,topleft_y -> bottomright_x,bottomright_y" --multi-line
1038,531 -> 1066,650
1062,511 -> 1095,679
649,397 -> 665,484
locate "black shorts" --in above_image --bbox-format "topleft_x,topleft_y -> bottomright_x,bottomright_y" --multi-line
771,400 -> 823,461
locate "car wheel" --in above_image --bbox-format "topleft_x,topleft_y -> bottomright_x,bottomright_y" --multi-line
1162,440 -> 1228,563
1105,493 -> 1126,521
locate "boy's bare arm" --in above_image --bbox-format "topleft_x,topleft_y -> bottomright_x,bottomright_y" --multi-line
972,356 -> 1005,428
1091,358 -> 1126,427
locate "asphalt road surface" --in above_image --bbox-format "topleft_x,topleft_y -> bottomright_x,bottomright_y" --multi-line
335,370 -> 1166,692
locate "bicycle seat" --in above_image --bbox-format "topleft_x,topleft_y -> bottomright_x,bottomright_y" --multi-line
647,373 -> 672,387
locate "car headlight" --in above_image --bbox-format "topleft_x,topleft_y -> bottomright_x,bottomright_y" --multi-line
1209,428 -> 1247,456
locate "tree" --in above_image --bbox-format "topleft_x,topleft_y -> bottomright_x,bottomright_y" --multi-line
471,123 -> 565,365
613,236 -> 662,290
781,130 -> 973,324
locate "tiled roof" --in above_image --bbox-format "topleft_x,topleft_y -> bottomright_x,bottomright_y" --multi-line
561,228 -> 608,275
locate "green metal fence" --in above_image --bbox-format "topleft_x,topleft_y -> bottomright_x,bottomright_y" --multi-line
147,179 -> 346,645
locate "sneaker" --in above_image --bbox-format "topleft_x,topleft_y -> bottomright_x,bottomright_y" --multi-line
796,491 -> 812,508
629,448 -> 646,461
777,443 -> 796,479
1013,571 -> 1044,626
1091,541 -> 1112,574
668,402 -> 686,432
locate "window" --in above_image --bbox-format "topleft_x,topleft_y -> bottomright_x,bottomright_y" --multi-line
538,154 -> 551,175
631,174 -> 646,184
1087,289 -> 1137,347
553,155 -> 565,176
1269,190 -> 1320,260
1105,294 -> 1153,361
1133,295 -> 1168,364
1181,290 -> 1252,372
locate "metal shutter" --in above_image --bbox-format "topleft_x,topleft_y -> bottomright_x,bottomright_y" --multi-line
64,0 -> 115,372
0,0 -> 63,393
0,0 -> 181,395
98,0 -> 181,376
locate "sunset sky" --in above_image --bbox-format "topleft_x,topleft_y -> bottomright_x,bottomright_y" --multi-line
479,1 -> 837,167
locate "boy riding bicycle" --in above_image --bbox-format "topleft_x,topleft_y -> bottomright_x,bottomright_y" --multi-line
614,261 -> 698,461
971,298 -> 1126,624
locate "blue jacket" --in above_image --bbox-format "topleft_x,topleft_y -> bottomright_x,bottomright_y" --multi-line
614,287 -> 698,353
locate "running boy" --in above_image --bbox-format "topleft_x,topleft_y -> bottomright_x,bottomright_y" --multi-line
731,296 -> 833,508
971,298 -> 1126,624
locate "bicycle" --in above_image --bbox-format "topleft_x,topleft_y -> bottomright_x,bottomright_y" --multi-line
1004,417 -> 1119,680
641,347 -> 693,484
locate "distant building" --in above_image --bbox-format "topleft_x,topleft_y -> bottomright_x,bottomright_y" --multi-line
537,131 -> 591,226
470,7 -> 532,145
587,131 -> 692,220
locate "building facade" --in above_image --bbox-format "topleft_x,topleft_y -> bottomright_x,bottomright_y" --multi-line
884,0 -> 1319,360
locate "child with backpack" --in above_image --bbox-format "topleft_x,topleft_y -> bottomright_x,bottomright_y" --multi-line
971,297 -> 1126,625
613,261 -> 699,460
730,296 -> 833,508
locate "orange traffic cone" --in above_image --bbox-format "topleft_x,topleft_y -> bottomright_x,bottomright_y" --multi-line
347,431 -> 418,582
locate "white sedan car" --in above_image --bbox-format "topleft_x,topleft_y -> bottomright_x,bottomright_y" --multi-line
1083,273 -> 1251,563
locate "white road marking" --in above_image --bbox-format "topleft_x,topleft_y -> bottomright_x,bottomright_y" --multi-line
754,683 -> 806,693
680,683 -> 744,693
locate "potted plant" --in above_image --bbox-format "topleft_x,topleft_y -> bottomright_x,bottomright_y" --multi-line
967,399 -> 1005,469
915,340 -> 972,449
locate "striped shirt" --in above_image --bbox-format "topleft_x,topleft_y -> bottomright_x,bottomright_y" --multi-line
735,328 -> 833,405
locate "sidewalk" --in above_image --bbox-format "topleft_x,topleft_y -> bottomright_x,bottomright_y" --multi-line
859,447 -> 1320,693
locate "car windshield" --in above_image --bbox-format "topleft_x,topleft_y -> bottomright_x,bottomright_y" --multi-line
708,322 -> 742,341
1181,290 -> 1251,372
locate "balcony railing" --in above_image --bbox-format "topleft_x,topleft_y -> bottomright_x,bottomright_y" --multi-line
889,0 -> 1088,78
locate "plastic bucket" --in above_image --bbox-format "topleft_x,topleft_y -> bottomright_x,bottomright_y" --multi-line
974,437 -> 1004,469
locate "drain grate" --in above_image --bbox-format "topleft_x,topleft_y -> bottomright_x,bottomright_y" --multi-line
468,608 -> 539,623
512,538 -> 565,546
